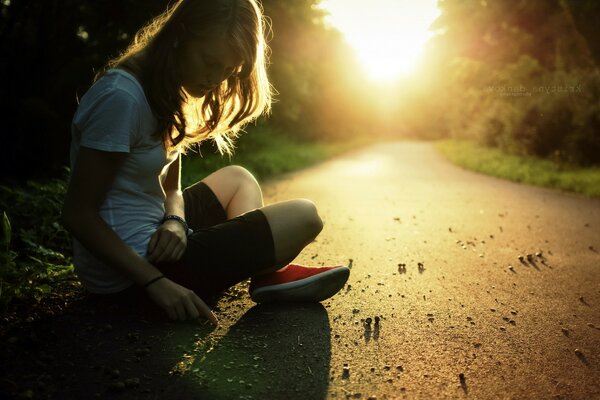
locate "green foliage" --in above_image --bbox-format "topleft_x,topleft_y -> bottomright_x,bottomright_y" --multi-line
436,140 -> 600,197
0,171 -> 75,309
182,124 -> 368,187
405,0 -> 600,167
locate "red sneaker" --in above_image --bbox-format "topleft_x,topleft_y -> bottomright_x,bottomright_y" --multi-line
249,264 -> 350,303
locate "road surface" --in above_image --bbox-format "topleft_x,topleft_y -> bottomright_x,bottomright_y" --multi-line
2,141 -> 599,399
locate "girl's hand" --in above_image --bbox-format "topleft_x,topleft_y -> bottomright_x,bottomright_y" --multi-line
145,277 -> 218,324
147,220 -> 187,263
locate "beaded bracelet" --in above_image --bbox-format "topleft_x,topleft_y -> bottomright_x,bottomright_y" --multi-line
143,275 -> 165,289
163,214 -> 193,236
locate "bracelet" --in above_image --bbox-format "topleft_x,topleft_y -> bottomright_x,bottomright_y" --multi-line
162,215 -> 193,236
143,275 -> 165,289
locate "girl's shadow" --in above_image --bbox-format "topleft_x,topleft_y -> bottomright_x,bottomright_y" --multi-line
184,302 -> 331,399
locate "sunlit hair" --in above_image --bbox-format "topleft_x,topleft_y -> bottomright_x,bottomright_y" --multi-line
98,0 -> 272,155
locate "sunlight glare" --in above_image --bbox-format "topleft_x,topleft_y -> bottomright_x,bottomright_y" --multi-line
321,0 -> 440,81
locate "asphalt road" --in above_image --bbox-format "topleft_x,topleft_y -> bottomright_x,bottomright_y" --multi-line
255,140 -> 600,400
2,141 -> 599,399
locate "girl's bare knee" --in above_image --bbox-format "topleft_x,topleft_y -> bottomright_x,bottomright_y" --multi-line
223,165 -> 259,187
294,198 -> 323,239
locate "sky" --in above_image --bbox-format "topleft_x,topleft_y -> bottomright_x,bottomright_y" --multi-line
320,0 -> 441,81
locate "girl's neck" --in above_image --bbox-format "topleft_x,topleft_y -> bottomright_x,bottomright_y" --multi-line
118,51 -> 147,82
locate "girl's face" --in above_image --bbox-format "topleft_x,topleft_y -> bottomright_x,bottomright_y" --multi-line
178,33 -> 242,98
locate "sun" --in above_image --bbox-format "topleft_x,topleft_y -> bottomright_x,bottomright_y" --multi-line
320,0 -> 440,81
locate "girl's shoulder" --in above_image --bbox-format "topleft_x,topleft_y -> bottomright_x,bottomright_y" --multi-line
73,69 -> 159,151
87,69 -> 146,105
76,69 -> 154,124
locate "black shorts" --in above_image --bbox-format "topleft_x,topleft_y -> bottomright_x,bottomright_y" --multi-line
157,181 -> 276,298
104,181 -> 275,307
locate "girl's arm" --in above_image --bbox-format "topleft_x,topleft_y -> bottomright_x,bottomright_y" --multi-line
62,147 -> 217,324
147,153 -> 188,263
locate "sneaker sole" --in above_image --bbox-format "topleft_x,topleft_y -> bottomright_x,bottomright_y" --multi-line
250,266 -> 350,303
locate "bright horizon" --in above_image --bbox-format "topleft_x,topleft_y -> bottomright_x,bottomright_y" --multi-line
320,0 -> 441,82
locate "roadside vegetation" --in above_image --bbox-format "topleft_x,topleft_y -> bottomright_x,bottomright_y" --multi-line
182,125 -> 368,187
436,139 -> 600,198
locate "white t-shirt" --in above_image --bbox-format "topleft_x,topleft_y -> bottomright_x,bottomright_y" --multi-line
70,69 -> 178,293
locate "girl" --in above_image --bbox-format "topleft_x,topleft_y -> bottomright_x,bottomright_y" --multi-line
61,0 -> 349,324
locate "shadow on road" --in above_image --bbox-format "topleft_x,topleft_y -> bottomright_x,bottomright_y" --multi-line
178,302 -> 332,399
1,297 -> 332,399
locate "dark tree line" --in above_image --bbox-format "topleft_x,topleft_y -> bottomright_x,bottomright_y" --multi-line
0,0 -> 369,181
1,1 -> 170,180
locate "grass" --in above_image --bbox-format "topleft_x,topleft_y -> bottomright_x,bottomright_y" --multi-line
182,126 -> 368,187
435,139 -> 600,198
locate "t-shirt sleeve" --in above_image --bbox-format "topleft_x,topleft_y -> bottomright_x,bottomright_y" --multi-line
73,87 -> 141,153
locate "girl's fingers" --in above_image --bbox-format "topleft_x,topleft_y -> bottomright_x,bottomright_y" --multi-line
154,235 -> 186,263
155,237 -> 179,263
191,293 -> 219,325
182,296 -> 200,319
174,303 -> 186,321
147,231 -> 160,256
166,307 -> 177,321
175,246 -> 186,261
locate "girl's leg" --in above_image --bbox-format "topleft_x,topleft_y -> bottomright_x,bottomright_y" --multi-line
258,199 -> 323,269
201,165 -> 323,270
171,165 -> 345,303
201,165 -> 264,218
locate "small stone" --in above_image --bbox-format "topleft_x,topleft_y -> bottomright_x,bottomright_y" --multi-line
127,333 -> 140,343
575,349 -> 584,357
342,365 -> 350,379
125,378 -> 140,388
561,328 -> 570,336
135,348 -> 150,356
459,373 -> 467,389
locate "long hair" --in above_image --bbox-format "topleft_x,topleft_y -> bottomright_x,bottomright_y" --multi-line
98,0 -> 272,155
